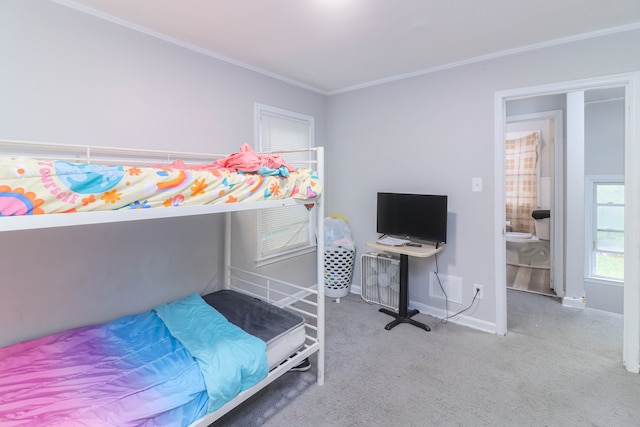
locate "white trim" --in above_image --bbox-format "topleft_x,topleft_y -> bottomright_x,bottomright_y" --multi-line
254,104 -> 316,265
328,23 -> 640,95
585,97 -> 626,105
562,296 -> 587,309
51,0 -> 640,96
505,130 -> 539,139
565,91 -> 586,306
585,277 -> 624,288
254,103 -> 316,153
494,94 -> 508,336
495,72 -> 640,373
412,301 -> 497,335
623,77 -> 640,373
50,0 -> 325,95
255,245 -> 317,268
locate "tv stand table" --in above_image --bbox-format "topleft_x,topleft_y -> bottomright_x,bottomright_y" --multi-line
366,241 -> 444,331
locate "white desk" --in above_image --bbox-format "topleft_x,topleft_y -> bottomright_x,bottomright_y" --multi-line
366,241 -> 444,331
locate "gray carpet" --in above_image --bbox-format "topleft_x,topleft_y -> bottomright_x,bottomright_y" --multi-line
213,290 -> 640,426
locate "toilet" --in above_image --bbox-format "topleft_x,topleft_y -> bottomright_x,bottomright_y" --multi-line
506,210 -> 550,269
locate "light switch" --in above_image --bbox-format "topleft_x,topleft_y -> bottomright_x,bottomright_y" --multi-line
472,177 -> 482,192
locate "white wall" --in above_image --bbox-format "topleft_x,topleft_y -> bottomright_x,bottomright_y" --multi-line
585,98 -> 625,175
0,0 -> 326,346
327,28 -> 640,330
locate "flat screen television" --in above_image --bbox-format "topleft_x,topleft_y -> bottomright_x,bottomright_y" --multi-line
376,192 -> 448,245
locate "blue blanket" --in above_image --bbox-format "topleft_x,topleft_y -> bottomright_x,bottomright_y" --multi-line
155,293 -> 268,412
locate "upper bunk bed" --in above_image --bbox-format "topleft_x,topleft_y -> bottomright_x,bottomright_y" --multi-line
0,139 -> 326,426
0,139 -> 323,231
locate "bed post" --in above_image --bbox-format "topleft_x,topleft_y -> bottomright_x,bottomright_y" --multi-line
316,147 -> 325,386
224,212 -> 232,290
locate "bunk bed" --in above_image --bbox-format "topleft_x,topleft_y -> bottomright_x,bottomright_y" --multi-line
0,140 -> 325,426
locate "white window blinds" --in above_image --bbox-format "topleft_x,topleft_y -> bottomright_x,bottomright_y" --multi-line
256,104 -> 315,261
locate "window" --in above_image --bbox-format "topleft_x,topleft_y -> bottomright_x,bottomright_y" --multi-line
586,176 -> 624,281
255,103 -> 315,264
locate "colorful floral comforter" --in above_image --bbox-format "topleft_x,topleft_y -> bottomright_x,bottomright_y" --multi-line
0,155 -> 321,216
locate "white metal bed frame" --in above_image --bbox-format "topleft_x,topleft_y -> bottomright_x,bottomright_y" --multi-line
0,139 -> 325,426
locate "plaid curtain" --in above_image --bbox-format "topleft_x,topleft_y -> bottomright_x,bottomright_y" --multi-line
505,132 -> 539,233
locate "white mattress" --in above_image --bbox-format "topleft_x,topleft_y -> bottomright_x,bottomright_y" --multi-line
202,290 -> 306,369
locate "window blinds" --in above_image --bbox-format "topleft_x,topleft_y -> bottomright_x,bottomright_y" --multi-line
257,107 -> 314,260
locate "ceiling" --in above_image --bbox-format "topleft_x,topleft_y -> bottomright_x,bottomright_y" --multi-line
56,0 -> 640,94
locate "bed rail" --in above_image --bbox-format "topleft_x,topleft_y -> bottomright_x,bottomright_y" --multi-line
0,139 -> 321,168
188,265 -> 324,426
0,139 -> 226,166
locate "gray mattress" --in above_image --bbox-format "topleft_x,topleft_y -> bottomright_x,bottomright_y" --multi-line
202,290 -> 306,369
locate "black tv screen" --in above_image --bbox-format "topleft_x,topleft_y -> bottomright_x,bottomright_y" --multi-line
376,192 -> 448,244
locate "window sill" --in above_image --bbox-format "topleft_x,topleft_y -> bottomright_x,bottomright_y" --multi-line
584,276 -> 624,287
256,245 -> 316,267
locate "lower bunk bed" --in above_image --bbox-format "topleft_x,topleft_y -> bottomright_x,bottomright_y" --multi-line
0,286 -> 319,426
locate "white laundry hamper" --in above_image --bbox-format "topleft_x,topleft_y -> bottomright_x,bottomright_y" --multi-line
324,245 -> 356,300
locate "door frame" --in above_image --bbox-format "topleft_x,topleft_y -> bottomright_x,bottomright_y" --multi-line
494,72 -> 640,373
506,110 -> 564,297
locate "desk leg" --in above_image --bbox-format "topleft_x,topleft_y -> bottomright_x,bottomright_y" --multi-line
378,254 -> 430,332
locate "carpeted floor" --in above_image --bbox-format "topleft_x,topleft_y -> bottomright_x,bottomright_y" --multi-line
213,290 -> 639,427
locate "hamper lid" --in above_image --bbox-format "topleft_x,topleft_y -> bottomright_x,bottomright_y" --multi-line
531,210 -> 550,219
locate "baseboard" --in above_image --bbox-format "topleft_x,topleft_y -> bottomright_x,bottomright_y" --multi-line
411,301 -> 498,334
347,287 -> 497,334
562,295 -> 586,309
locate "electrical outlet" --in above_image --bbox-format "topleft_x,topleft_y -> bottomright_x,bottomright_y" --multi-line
473,284 -> 484,299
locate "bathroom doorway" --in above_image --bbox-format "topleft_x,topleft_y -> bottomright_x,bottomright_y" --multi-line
504,110 -> 563,299
494,72 -> 640,373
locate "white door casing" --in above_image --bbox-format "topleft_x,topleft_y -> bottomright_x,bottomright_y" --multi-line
494,72 -> 640,373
